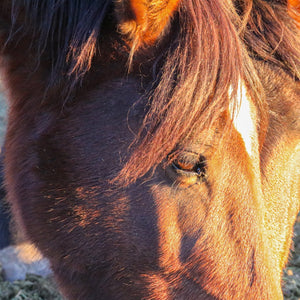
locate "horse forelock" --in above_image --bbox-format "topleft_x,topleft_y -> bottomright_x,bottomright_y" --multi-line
118,0 -> 300,184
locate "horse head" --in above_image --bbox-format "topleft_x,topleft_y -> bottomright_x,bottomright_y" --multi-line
0,0 -> 299,299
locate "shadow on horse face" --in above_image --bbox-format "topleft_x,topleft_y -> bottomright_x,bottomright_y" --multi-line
0,0 -> 300,299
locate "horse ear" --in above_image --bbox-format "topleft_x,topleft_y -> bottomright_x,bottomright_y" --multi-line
288,0 -> 300,28
116,0 -> 180,47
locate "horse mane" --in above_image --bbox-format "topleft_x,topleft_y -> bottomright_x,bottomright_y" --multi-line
9,0 -> 111,94
7,0 -> 300,184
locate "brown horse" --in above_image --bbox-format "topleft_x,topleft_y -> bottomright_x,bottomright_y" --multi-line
0,0 -> 300,299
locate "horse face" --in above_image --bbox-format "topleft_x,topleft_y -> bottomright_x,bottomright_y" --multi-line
1,0 -> 300,299
27,71 -> 298,300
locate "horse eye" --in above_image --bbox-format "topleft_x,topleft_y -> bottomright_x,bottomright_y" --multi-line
172,155 -> 207,178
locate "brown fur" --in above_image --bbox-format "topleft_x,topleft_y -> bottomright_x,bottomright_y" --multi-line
0,0 -> 299,299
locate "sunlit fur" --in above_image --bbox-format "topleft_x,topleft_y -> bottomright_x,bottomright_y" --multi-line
0,0 -> 299,299
288,0 -> 300,27
116,0 -> 180,51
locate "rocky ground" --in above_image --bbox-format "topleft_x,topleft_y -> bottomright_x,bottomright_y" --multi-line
0,84 -> 7,145
0,88 -> 299,299
283,218 -> 300,300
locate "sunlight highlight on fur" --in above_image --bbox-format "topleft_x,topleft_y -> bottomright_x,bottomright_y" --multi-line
229,80 -> 257,159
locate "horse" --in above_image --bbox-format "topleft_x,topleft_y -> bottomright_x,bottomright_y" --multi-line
0,0 -> 299,299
